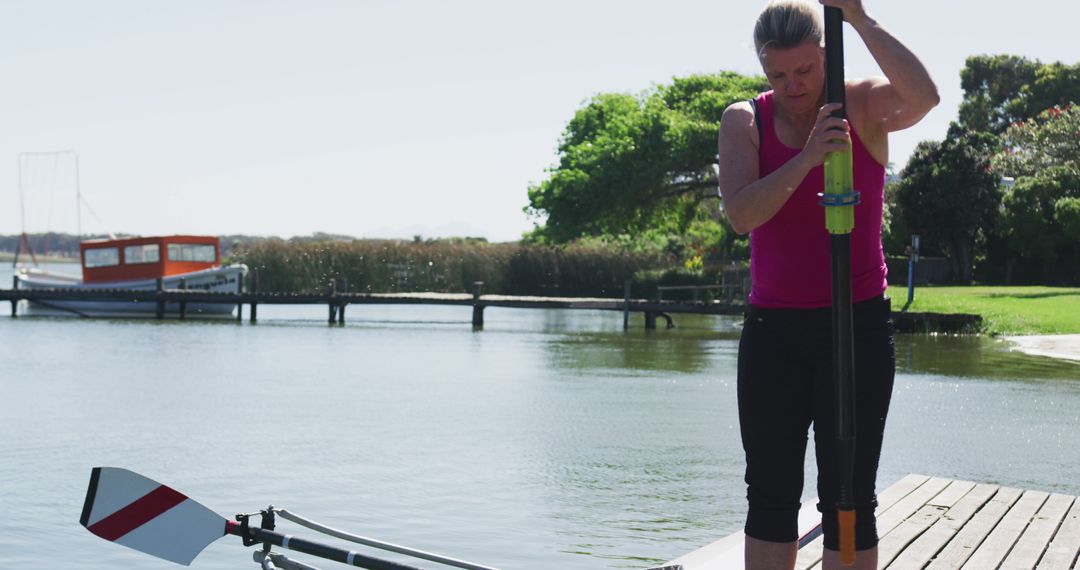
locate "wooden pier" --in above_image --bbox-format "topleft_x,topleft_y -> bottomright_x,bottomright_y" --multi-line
653,474 -> 1080,569
1,279 -> 981,332
0,280 -> 745,329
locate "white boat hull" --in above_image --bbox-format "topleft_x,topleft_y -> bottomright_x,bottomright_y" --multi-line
14,265 -> 247,318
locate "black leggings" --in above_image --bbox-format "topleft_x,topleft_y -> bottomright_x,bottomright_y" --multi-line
737,295 -> 895,551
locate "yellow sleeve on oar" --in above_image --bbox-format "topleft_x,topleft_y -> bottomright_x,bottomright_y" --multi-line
824,141 -> 856,235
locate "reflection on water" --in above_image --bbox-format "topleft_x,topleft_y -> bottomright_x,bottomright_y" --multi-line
896,334 -> 1080,381
546,330 -> 739,375
537,310 -> 741,376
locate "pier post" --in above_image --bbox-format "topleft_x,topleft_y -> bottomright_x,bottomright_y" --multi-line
11,276 -> 18,318
660,312 -> 675,329
155,278 -> 165,319
623,279 -> 631,331
472,281 -> 484,329
250,270 -> 258,323
236,270 -> 244,322
644,311 -> 656,330
327,279 -> 337,324
338,277 -> 347,325
178,278 -> 187,320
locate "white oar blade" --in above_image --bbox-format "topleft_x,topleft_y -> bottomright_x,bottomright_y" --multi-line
80,467 -> 228,566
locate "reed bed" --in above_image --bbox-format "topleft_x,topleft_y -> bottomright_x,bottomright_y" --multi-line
233,239 -> 677,298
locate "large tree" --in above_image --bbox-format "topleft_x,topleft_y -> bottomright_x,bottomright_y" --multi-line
957,54 -> 1080,135
992,106 -> 1080,283
892,132 -> 1003,282
525,72 -> 768,243
998,169 -> 1080,283
992,105 -> 1080,178
957,54 -> 1041,134
1058,198 -> 1080,243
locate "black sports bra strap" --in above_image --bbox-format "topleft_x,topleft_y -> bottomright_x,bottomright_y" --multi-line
748,98 -> 762,142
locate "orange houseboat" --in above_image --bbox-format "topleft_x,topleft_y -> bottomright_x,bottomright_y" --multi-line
15,235 -> 247,317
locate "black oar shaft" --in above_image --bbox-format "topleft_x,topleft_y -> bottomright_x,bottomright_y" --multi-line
830,235 -> 856,501
824,8 -> 846,116
228,523 -> 424,570
824,5 -> 857,566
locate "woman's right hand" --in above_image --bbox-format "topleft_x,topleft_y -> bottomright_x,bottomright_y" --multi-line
800,103 -> 851,166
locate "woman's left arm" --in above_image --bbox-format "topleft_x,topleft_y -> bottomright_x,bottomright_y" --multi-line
822,0 -> 940,132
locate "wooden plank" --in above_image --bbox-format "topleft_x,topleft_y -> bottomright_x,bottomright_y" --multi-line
795,475 -> 932,570
1038,496 -> 1080,569
928,480 -> 978,509
879,504 -> 949,567
877,477 -> 953,537
887,483 -> 997,570
960,489 -> 1049,569
880,474 -> 935,510
927,486 -> 1023,569
879,481 -> 977,568
1002,493 -> 1074,569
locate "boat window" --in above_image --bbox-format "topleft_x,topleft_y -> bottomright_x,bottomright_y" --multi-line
168,244 -> 216,263
124,244 -> 160,264
84,247 -> 120,268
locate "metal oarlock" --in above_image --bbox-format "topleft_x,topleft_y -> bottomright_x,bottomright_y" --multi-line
235,508 -> 277,548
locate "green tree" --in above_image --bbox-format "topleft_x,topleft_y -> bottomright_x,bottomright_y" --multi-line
992,105 -> 1080,178
892,133 -> 1004,282
999,168 -> 1080,282
881,179 -> 909,257
958,54 -> 1041,134
1011,63 -> 1080,126
525,72 -> 768,244
987,105 -> 1080,284
1057,197 -> 1080,242
957,55 -> 1080,136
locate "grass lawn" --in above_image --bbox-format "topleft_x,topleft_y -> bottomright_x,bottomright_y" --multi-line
886,285 -> 1080,336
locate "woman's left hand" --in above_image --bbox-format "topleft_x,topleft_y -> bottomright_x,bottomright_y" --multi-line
819,0 -> 870,27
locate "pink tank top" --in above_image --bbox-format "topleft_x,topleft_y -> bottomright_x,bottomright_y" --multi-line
748,91 -> 888,308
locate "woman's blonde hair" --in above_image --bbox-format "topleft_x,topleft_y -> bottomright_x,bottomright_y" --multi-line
753,0 -> 823,56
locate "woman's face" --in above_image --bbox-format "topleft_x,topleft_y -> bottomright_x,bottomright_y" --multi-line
759,41 -> 826,115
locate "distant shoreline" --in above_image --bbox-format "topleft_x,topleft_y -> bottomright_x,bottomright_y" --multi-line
0,252 -> 78,263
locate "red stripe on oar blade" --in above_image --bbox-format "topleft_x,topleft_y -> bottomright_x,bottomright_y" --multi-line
87,485 -> 187,541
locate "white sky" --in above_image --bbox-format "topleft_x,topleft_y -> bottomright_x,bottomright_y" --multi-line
3,0 -> 1079,242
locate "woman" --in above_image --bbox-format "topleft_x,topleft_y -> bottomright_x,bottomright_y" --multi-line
716,1 -> 938,568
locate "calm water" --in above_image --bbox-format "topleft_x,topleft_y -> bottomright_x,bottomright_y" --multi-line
1,264 -> 1078,569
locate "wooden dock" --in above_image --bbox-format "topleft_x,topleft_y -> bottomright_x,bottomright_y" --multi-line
0,280 -> 982,332
0,282 -> 745,328
653,474 -> 1080,569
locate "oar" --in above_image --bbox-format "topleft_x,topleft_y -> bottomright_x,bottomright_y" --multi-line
78,467 -> 465,569
822,6 -> 859,567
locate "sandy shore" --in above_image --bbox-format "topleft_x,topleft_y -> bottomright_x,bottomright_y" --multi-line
1003,334 -> 1080,363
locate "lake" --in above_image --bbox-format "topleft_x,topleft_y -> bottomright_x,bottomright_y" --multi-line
0,263 -> 1077,569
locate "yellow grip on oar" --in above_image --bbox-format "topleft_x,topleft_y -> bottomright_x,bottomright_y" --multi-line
824,143 -> 856,235
838,508 -> 856,566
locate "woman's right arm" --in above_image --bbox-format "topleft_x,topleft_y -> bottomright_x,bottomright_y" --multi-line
717,102 -> 848,235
